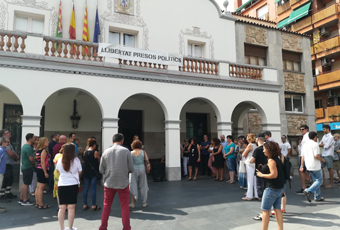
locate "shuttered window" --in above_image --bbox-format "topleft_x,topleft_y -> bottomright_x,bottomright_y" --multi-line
244,44 -> 267,66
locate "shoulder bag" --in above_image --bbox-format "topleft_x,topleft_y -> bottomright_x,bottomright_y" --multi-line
84,151 -> 102,181
143,151 -> 151,174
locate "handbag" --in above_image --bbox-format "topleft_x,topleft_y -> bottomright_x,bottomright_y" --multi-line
69,170 -> 81,193
239,158 -> 246,174
84,151 -> 102,181
144,151 -> 151,174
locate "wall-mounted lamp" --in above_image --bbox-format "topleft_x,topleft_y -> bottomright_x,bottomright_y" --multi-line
70,99 -> 81,129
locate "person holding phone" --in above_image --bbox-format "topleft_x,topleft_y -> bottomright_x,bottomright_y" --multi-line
188,138 -> 201,181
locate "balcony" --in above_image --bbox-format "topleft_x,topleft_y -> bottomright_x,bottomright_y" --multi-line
314,36 -> 340,58
290,0 -> 300,6
316,106 -> 340,123
291,16 -> 312,33
312,4 -> 339,28
278,1 -> 291,15
316,69 -> 340,90
316,108 -> 324,118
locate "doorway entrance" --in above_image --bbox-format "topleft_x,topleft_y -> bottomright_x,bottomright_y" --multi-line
118,110 -> 143,149
186,113 -> 207,143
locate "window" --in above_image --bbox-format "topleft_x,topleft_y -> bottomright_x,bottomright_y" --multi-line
285,94 -> 303,112
244,44 -> 267,66
283,50 -> 301,72
315,99 -> 322,109
257,5 -> 268,20
109,31 -> 135,47
15,15 -> 44,33
188,43 -> 203,58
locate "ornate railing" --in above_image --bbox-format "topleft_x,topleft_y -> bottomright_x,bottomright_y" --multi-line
179,57 -> 219,75
229,64 -> 263,80
0,30 -> 27,53
119,59 -> 168,70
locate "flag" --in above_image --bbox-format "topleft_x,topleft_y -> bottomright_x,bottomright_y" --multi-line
82,4 -> 90,53
93,7 -> 101,52
69,4 -> 76,52
55,1 -> 62,49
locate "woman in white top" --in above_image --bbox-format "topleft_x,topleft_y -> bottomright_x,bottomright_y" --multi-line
242,133 -> 259,201
56,143 -> 82,230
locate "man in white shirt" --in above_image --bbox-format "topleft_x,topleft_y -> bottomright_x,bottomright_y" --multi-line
319,124 -> 335,188
301,131 -> 325,202
280,135 -> 292,159
296,125 -> 310,194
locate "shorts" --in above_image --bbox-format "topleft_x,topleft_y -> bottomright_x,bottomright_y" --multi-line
261,186 -> 285,211
58,185 -> 79,205
299,157 -> 306,173
22,168 -> 34,185
333,160 -> 340,171
226,158 -> 236,172
36,168 -> 48,184
322,156 -> 333,169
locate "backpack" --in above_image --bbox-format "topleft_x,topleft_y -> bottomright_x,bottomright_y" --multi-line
282,157 -> 292,189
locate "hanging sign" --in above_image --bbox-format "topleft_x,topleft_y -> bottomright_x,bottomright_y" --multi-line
98,44 -> 183,66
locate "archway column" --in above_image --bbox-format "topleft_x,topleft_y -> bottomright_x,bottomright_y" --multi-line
232,127 -> 245,138
102,118 -> 119,151
164,120 -> 181,181
262,123 -> 282,142
217,121 -> 233,137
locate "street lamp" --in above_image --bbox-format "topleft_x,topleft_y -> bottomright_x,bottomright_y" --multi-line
70,99 -> 81,129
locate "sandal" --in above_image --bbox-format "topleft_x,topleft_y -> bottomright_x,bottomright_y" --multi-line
38,204 -> 50,209
83,205 -> 89,211
281,209 -> 286,213
91,205 -> 101,211
188,177 -> 192,181
193,178 -> 197,181
242,197 -> 252,201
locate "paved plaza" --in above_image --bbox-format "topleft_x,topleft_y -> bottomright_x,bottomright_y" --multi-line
1,176 -> 340,230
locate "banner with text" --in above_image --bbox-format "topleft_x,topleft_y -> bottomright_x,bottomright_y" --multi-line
98,44 -> 183,66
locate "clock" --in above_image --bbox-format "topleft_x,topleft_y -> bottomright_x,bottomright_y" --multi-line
115,0 -> 134,15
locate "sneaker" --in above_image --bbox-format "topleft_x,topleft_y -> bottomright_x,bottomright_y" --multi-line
303,190 -> 311,203
253,214 -> 262,221
296,188 -> 304,194
6,193 -> 17,199
315,197 -> 325,202
72,227 -> 77,230
143,203 -> 148,208
18,199 -> 23,204
21,200 -> 34,206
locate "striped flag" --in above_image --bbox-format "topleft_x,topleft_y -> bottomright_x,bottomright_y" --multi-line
69,4 -> 76,52
82,4 -> 90,53
55,1 -> 62,49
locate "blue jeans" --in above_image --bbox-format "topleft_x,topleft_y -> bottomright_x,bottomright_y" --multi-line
261,186 -> 285,211
306,169 -> 323,200
83,176 -> 97,206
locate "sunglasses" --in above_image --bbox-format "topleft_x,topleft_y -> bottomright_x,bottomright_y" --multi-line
300,129 -> 305,131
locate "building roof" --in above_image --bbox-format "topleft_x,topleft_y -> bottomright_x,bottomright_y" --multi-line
232,13 -> 310,37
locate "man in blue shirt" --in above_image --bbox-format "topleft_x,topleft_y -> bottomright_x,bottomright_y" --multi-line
200,135 -> 211,176
0,137 -> 9,209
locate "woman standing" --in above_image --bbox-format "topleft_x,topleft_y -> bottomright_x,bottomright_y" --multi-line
182,139 -> 190,178
29,136 -> 39,196
238,136 -> 248,189
256,141 -> 285,230
35,137 -> 50,209
83,140 -> 101,211
242,134 -> 259,201
56,143 -> 82,230
212,138 -> 224,181
53,144 -> 64,211
224,135 -> 236,184
129,140 -> 150,208
207,139 -> 216,178
188,138 -> 201,181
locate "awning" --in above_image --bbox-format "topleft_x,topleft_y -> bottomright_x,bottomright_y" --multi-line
287,2 -> 312,23
236,0 -> 252,12
277,17 -> 290,28
274,0 -> 281,4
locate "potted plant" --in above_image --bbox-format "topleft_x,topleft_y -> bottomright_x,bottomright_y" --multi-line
337,113 -> 340,121
329,113 -> 334,120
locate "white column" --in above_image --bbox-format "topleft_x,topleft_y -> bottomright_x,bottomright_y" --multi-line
102,118 -> 119,151
164,120 -> 181,181
217,122 -> 233,137
262,123 -> 282,142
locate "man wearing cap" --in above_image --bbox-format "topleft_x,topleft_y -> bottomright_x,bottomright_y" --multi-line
332,133 -> 340,183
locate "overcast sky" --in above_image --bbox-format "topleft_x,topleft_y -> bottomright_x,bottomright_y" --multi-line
215,0 -> 234,12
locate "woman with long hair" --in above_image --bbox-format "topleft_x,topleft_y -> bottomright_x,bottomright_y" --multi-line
34,137 -> 50,209
238,136 -> 248,189
188,137 -> 201,181
129,140 -> 150,209
256,141 -> 285,230
83,140 -> 101,211
242,134 -> 259,201
53,144 -> 65,211
29,136 -> 39,196
207,139 -> 216,178
224,135 -> 236,184
56,143 -> 82,230
182,139 -> 190,178
212,138 -> 224,181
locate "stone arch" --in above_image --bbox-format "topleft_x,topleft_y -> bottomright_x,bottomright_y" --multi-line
0,84 -> 24,114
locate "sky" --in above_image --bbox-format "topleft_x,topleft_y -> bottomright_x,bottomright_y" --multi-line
215,0 -> 235,12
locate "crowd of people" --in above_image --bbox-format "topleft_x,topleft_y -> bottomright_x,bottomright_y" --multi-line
0,124 -> 339,230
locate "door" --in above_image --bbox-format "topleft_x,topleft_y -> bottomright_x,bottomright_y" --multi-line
186,113 -> 207,144
118,110 -> 143,149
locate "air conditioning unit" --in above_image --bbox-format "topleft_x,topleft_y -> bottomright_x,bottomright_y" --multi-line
328,90 -> 336,98
320,27 -> 329,36
281,0 -> 285,4
321,58 -> 331,67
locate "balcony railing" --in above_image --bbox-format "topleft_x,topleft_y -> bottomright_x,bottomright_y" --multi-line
316,69 -> 340,85
291,16 -> 312,32
312,3 -> 339,24
314,36 -> 340,54
311,45 -> 315,55
229,64 -> 263,80
179,57 -> 218,75
327,106 -> 340,117
278,1 -> 291,15
316,108 -> 324,118
0,30 -> 27,53
290,0 -> 300,6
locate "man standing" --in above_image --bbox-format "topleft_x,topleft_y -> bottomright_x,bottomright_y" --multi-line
69,133 -> 78,156
19,133 -> 36,206
48,132 -> 59,193
53,135 -> 67,158
0,137 -> 9,211
0,129 -> 19,199
296,125 -> 309,194
200,135 -> 210,176
220,135 -> 227,151
99,133 -> 134,230
301,131 -> 325,202
332,133 -> 340,182
319,125 -> 335,188
280,135 -> 292,159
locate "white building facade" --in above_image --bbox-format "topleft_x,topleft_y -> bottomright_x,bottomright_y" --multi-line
0,0 -> 313,181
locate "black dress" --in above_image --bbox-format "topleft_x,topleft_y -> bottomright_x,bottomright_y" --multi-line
83,150 -> 100,179
212,145 -> 224,168
188,144 -> 199,167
